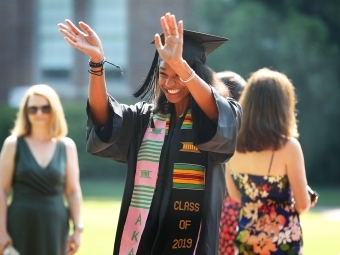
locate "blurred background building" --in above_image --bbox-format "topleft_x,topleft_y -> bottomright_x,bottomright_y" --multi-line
0,0 -> 192,104
0,0 -> 339,187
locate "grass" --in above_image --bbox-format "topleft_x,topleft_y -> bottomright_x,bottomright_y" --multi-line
300,212 -> 340,255
77,180 -> 340,255
78,200 -> 120,255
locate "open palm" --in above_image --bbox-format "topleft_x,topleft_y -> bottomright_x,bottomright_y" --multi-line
58,19 -> 103,59
154,13 -> 183,65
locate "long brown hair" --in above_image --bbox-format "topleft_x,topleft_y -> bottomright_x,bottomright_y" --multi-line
237,68 -> 299,152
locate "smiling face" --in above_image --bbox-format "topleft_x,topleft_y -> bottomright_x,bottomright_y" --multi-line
158,61 -> 191,105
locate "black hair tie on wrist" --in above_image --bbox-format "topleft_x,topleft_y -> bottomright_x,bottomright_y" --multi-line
88,58 -> 124,76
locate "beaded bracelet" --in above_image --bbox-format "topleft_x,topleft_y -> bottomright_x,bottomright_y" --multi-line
179,70 -> 196,83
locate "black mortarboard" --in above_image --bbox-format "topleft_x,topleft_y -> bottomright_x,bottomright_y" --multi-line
133,30 -> 228,98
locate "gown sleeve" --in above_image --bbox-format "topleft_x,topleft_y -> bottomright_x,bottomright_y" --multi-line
192,86 -> 242,163
85,95 -> 152,163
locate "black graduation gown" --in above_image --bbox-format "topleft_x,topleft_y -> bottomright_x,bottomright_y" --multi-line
85,87 -> 242,255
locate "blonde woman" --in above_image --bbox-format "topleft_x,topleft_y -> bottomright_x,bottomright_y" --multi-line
0,84 -> 83,255
226,68 -> 314,255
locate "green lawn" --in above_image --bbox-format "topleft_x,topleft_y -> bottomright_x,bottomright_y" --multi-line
78,200 -> 119,255
300,212 -> 339,255
77,180 -> 340,255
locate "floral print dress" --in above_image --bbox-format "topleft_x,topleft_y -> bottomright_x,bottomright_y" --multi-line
219,193 -> 241,255
231,172 -> 303,255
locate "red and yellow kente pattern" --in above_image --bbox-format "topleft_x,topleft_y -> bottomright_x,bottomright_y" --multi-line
165,114 -> 171,135
182,109 -> 192,129
173,163 -> 205,190
165,109 -> 192,135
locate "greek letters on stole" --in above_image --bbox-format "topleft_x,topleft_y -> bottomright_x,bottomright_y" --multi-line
119,112 -> 167,255
119,110 -> 206,254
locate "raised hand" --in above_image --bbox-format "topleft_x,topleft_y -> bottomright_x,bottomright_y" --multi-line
154,13 -> 184,67
58,19 -> 104,61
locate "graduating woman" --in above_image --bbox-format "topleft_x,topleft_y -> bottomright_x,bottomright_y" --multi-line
58,12 -> 241,255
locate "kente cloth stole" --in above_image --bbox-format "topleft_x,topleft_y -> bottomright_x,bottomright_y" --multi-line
119,112 -> 168,255
119,109 -> 206,255
164,109 -> 206,254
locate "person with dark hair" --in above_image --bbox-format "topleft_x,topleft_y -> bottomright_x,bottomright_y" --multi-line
217,71 -> 246,102
217,71 -> 246,255
58,13 -> 241,255
225,68 -> 314,255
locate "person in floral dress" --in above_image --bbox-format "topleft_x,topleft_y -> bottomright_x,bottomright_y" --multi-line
217,71 -> 246,255
225,68 -> 315,255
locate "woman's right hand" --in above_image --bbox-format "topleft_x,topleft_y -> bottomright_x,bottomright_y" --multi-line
0,232 -> 13,255
58,20 -> 104,61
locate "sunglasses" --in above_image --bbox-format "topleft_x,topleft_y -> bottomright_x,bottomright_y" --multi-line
27,105 -> 51,114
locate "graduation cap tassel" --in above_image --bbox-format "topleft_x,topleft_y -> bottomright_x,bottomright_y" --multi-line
133,51 -> 159,99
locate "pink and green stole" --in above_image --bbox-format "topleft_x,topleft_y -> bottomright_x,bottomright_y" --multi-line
119,112 -> 168,255
119,109 -> 206,254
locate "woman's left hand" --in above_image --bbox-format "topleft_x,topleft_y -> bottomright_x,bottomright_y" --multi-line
311,195 -> 318,207
154,13 -> 184,67
66,232 -> 81,255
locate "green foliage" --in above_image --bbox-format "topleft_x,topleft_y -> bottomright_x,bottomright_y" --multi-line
0,104 -> 16,144
194,0 -> 340,185
62,100 -> 127,179
81,179 -> 124,200
274,10 -> 340,184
